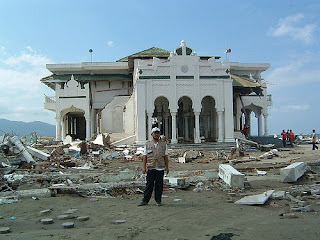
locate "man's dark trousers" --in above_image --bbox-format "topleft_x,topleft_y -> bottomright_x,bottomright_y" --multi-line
142,169 -> 164,203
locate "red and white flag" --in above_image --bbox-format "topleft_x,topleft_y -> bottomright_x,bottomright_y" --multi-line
225,48 -> 231,53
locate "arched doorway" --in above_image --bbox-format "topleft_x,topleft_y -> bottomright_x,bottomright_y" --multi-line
60,106 -> 86,140
200,96 -> 217,142
153,97 -> 171,138
65,112 -> 86,140
177,96 -> 193,142
242,104 -> 263,136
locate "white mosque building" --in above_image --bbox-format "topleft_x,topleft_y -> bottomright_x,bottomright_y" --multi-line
41,40 -> 272,144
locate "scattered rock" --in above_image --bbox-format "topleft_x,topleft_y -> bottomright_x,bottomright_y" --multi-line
40,209 -> 52,214
283,213 -> 298,219
0,227 -> 11,234
41,218 -> 54,224
113,220 -> 127,224
62,222 -> 75,228
77,216 -> 89,221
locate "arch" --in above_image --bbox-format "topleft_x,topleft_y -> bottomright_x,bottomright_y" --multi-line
60,106 -> 86,140
177,96 -> 194,142
241,103 -> 263,137
153,96 -> 171,138
200,96 -> 217,141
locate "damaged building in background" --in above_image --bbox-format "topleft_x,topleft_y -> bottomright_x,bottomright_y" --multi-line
41,40 -> 272,144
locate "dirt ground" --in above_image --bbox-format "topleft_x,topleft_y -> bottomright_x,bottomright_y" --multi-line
1,144 -> 320,240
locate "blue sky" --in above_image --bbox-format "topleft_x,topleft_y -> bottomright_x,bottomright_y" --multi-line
0,0 -> 319,135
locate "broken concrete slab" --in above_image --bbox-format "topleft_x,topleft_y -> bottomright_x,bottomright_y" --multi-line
0,188 -> 53,199
8,136 -> 35,163
280,162 -> 307,182
218,164 -> 245,188
26,146 -> 50,160
235,190 -> 275,205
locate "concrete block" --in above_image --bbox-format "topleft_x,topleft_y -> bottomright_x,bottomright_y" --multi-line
218,164 -> 245,188
280,162 -> 307,182
164,177 -> 185,186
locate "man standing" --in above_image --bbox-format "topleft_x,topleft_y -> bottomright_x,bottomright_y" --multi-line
138,127 -> 169,206
281,130 -> 287,147
288,130 -> 295,147
312,129 -> 318,150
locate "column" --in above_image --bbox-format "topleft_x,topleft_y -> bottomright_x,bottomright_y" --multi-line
165,115 -> 169,137
85,117 -> 91,141
194,112 -> 201,143
61,115 -> 66,140
217,110 -> 224,142
135,81 -> 147,144
258,113 -> 263,136
236,113 -> 241,131
264,113 -> 269,136
147,112 -> 153,140
56,114 -> 61,141
223,79 -> 235,142
184,116 -> 189,140
171,112 -> 177,144
246,110 -> 251,136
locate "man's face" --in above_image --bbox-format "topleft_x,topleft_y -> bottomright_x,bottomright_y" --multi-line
152,131 -> 160,140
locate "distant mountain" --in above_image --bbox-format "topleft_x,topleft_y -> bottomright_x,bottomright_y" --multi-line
0,119 -> 55,137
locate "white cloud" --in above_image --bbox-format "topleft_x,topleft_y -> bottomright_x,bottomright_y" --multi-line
269,13 -> 316,44
0,47 -> 55,124
107,41 -> 114,47
271,104 -> 311,113
265,52 -> 320,88
0,46 -> 6,55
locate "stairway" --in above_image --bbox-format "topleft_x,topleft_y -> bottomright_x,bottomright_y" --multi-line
167,142 -> 236,152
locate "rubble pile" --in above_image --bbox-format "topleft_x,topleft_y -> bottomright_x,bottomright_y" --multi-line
1,132 -> 320,222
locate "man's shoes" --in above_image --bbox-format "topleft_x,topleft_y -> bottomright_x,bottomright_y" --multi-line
137,201 -> 148,206
156,202 -> 162,206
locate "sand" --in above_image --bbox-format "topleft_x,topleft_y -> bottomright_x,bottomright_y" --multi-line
1,144 -> 320,240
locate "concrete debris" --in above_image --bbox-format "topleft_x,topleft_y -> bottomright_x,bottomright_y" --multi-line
280,162 -> 307,182
271,191 -> 287,200
218,164 -> 245,189
1,132 -> 320,226
259,149 -> 279,159
92,133 -> 111,146
193,182 -> 204,192
282,213 -> 298,219
61,222 -> 75,228
41,218 -> 54,224
26,146 -> 50,160
0,188 -> 53,199
235,190 -> 274,205
0,227 -> 11,234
